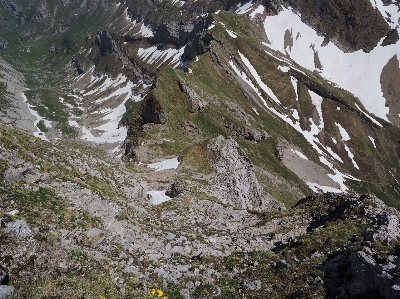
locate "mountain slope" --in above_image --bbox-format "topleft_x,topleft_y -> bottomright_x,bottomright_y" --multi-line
1,0 -> 400,298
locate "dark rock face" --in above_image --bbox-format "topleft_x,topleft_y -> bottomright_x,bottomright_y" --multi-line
183,32 -> 214,61
125,0 -> 242,26
381,29 -> 400,47
140,95 -> 167,124
95,30 -> 118,56
0,38 -> 8,51
225,121 -> 269,142
72,56 -> 85,75
93,30 -> 155,85
297,194 -> 400,299
262,0 -> 285,14
152,17 -> 214,47
166,182 -> 185,198
320,249 -> 399,299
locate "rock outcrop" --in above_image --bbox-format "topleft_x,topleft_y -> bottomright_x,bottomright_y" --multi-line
0,38 -> 8,51
321,247 -> 400,299
151,17 -> 214,47
225,121 -> 269,142
179,82 -> 208,113
124,93 -> 167,158
94,30 -> 155,84
299,193 -> 400,299
206,135 -> 284,211
166,181 -> 185,198
3,219 -> 31,238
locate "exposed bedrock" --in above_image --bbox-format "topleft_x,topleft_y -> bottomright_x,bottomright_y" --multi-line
206,135 -> 285,211
151,17 -> 214,47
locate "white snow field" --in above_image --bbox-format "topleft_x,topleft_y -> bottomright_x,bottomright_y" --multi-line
262,4 -> 400,121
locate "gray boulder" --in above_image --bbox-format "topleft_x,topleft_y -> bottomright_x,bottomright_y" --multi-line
0,286 -> 14,299
241,279 -> 261,291
4,220 -> 31,238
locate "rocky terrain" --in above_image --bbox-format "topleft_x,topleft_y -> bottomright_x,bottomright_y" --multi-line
1,126 -> 400,298
1,0 -> 400,298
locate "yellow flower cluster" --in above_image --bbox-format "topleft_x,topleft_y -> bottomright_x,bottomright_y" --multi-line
99,296 -> 107,299
150,288 -> 166,298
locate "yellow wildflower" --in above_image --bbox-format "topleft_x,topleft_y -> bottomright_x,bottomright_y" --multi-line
151,288 -> 157,295
99,296 -> 107,299
157,289 -> 164,297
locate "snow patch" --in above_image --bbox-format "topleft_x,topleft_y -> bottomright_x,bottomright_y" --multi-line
138,45 -> 186,68
308,90 -> 324,128
249,5 -> 264,19
355,103 -> 382,127
307,182 -> 343,193
291,76 -> 298,101
147,158 -> 180,171
291,109 -> 299,121
368,0 -> 400,29
369,136 -> 377,148
21,91 -> 51,141
229,59 -> 357,191
226,29 -> 237,38
336,123 -> 359,169
336,123 -> 350,141
344,144 -> 359,169
236,0 -> 253,14
278,65 -> 290,72
147,190 -> 172,205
